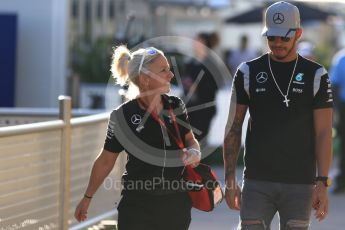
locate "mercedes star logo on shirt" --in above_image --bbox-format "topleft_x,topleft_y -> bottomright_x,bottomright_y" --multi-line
256,72 -> 269,83
131,114 -> 142,125
273,13 -> 284,24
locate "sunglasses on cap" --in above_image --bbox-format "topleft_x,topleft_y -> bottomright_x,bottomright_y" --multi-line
138,47 -> 158,74
267,36 -> 291,42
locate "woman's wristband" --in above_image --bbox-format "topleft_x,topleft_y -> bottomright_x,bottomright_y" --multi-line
84,194 -> 93,199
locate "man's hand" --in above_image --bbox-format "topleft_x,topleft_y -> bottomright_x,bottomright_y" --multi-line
223,104 -> 247,211
312,182 -> 329,222
225,180 -> 241,211
74,197 -> 91,222
313,108 -> 332,222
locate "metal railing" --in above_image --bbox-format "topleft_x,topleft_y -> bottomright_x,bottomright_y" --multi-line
0,96 -> 126,230
0,107 -> 105,127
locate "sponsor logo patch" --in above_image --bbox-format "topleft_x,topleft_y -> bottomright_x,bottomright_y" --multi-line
293,73 -> 305,85
256,88 -> 266,93
131,114 -> 142,125
292,88 -> 303,94
256,72 -> 268,84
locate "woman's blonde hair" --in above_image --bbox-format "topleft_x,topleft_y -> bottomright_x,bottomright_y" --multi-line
111,45 -> 164,99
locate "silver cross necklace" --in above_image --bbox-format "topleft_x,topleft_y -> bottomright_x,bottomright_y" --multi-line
268,54 -> 298,107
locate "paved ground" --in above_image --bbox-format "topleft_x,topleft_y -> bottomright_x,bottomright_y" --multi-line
189,166 -> 345,230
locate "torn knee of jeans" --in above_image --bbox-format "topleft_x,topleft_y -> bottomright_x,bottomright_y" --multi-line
286,219 -> 310,229
241,219 -> 266,228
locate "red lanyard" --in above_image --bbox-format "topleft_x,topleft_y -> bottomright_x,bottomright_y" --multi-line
138,98 -> 185,150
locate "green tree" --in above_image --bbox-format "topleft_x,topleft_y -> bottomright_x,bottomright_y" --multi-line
71,36 -> 114,83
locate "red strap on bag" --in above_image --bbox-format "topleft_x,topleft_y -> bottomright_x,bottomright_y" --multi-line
138,97 -> 185,149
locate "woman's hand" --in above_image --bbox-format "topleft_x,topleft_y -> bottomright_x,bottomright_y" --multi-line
74,197 -> 92,222
181,148 -> 201,168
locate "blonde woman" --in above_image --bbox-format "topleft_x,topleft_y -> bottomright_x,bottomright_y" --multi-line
74,46 -> 201,230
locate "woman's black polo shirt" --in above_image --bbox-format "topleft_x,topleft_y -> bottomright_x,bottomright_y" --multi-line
103,94 -> 192,191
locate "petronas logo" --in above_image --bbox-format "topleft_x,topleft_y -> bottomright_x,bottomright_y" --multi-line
295,73 -> 304,81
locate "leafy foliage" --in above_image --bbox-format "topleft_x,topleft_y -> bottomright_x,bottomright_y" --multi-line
71,37 -> 114,83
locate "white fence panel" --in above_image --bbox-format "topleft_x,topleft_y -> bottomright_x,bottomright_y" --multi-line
0,97 -> 126,230
0,130 -> 62,230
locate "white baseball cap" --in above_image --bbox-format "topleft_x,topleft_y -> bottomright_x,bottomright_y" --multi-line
262,1 -> 300,38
